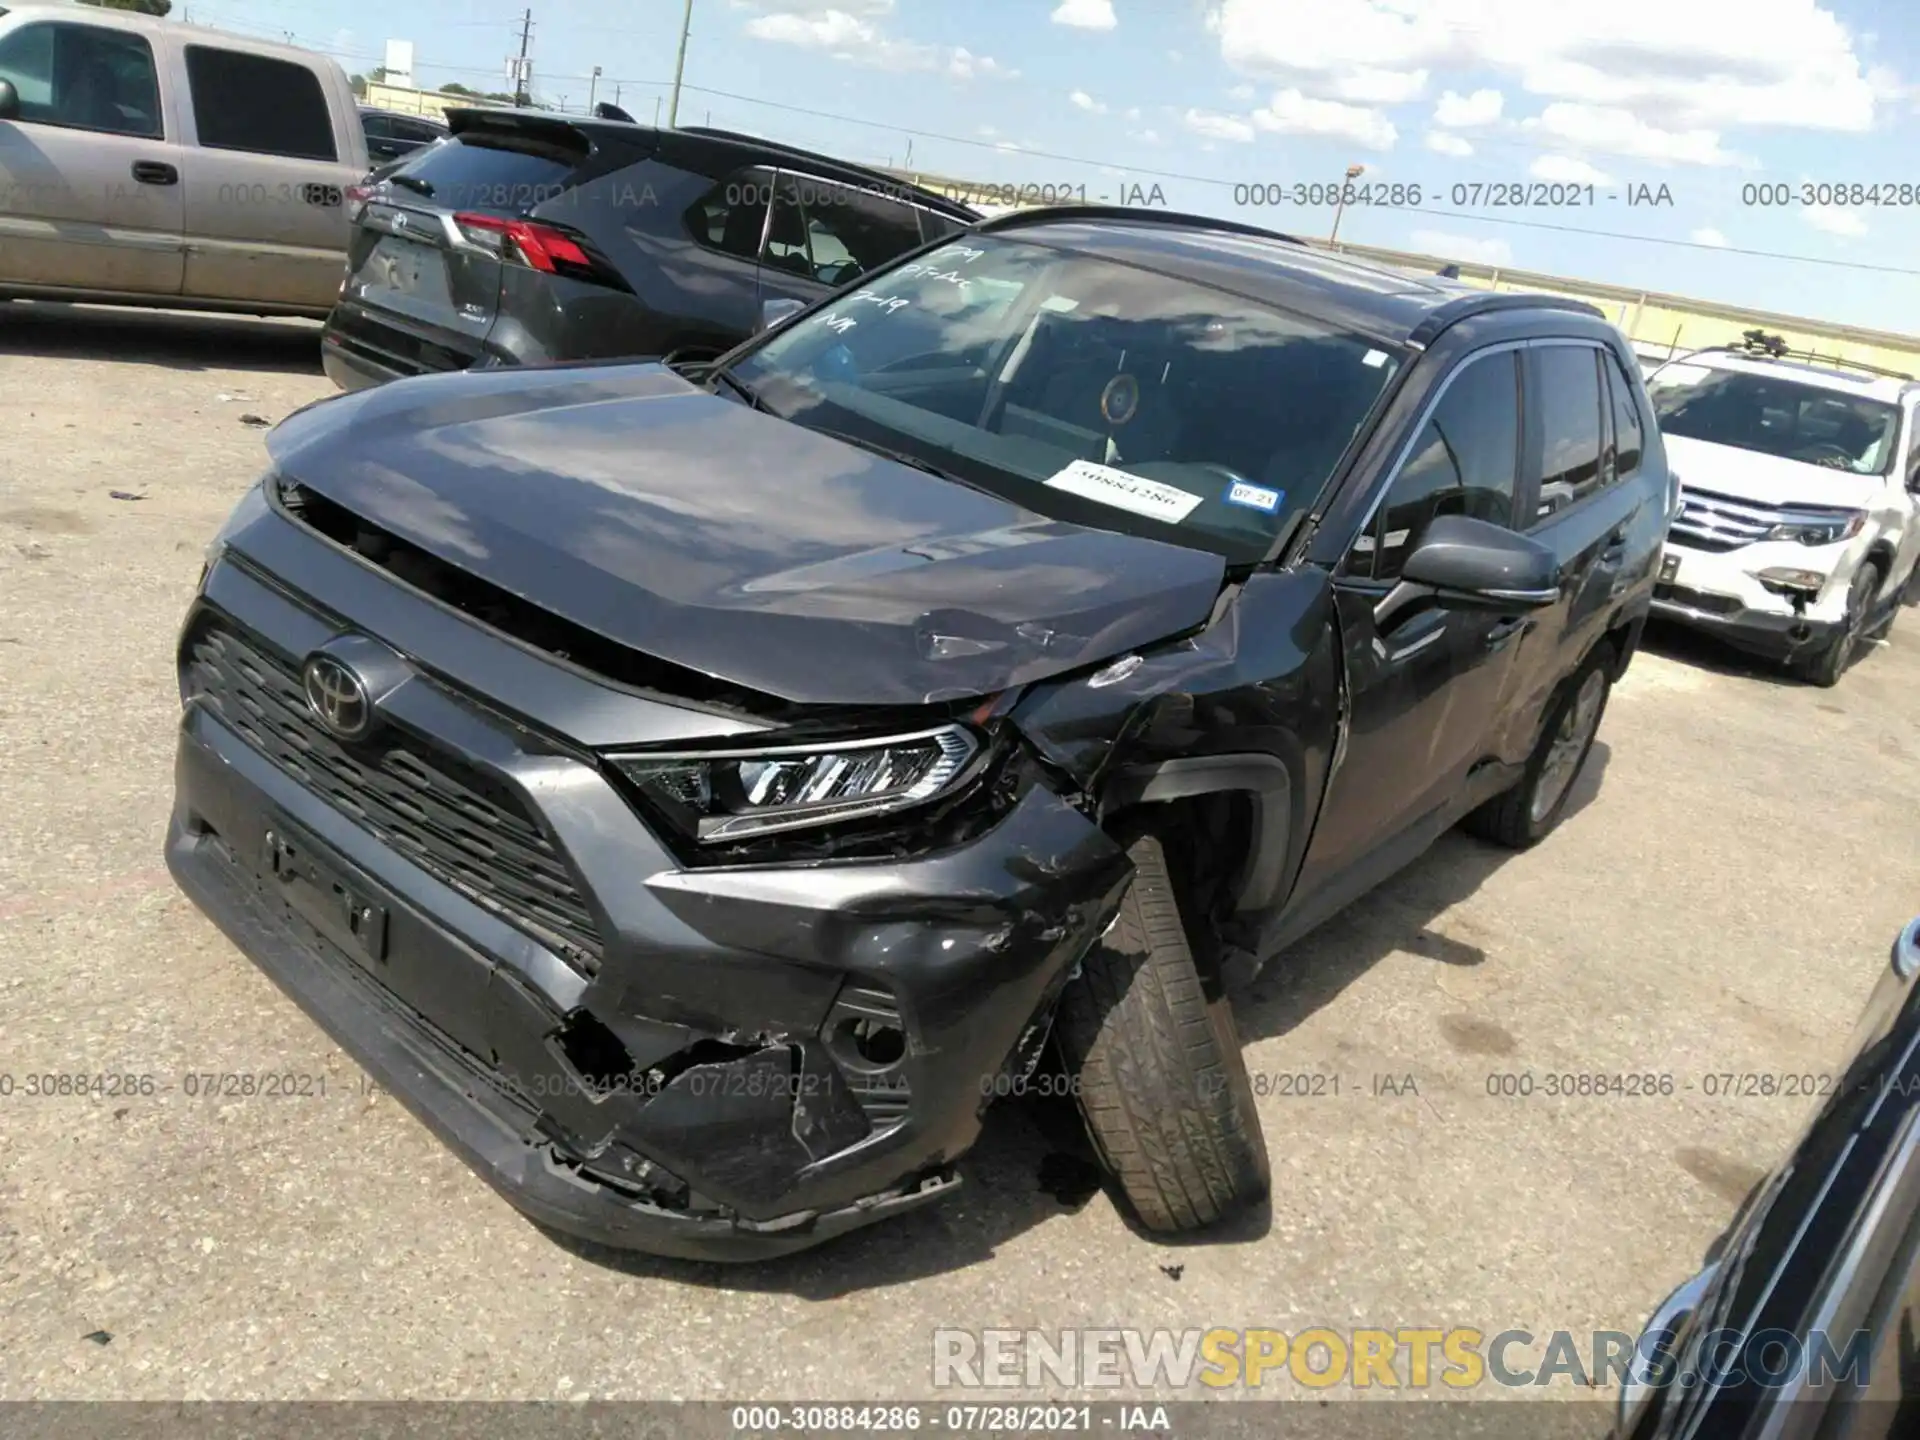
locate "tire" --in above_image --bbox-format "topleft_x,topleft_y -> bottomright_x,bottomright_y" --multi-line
1462,651 -> 1613,850
1865,564 -> 1902,641
1801,563 -> 1879,687
1053,831 -> 1270,1233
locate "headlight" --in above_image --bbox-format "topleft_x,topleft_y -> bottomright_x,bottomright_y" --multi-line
1763,512 -> 1865,545
611,725 -> 982,842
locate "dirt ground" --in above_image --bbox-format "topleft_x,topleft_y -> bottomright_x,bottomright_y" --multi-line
2,300 -> 1918,1408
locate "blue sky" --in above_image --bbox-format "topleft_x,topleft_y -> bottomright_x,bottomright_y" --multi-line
182,0 -> 1920,332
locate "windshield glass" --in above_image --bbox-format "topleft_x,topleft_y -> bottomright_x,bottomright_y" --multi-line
1648,362 -> 1900,475
727,234 -> 1404,563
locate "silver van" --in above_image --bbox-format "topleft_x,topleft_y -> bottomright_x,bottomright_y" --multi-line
0,3 -> 367,316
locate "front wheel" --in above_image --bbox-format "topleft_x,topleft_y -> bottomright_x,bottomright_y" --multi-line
1801,563 -> 1879,687
1053,832 -> 1270,1234
1463,653 -> 1612,849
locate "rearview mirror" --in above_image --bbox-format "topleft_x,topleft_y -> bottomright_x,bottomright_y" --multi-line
0,80 -> 19,121
1374,514 -> 1561,631
758,297 -> 804,333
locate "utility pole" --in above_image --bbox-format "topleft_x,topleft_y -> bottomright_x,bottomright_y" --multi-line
1328,162 -> 1365,243
667,0 -> 693,127
510,9 -> 533,108
588,65 -> 601,110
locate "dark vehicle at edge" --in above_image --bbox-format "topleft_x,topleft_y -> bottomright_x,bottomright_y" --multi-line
1618,915 -> 1920,1440
169,207 -> 1668,1260
320,109 -> 976,390
359,105 -> 448,166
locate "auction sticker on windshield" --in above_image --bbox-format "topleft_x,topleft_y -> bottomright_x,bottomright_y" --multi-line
1044,460 -> 1204,524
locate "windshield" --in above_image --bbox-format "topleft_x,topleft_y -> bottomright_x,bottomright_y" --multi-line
1648,362 -> 1901,476
726,234 -> 1404,563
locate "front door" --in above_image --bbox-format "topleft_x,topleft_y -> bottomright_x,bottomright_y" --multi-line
1294,346 -> 1532,893
0,18 -> 183,295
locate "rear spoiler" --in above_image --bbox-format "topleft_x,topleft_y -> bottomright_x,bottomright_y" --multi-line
444,106 -> 659,170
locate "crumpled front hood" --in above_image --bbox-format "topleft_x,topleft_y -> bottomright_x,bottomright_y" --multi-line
1664,434 -> 1885,511
266,362 -> 1227,708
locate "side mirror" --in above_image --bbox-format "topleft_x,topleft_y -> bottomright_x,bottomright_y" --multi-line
0,80 -> 20,121
1375,514 -> 1561,630
758,297 -> 804,333
1401,514 -> 1562,607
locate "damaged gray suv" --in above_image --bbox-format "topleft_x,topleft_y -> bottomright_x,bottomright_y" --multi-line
168,207 -> 1666,1259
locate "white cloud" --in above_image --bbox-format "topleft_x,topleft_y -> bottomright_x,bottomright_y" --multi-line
1411,228 -> 1515,266
1229,83 -> 1255,101
1051,0 -> 1117,31
1205,0 -> 1884,136
743,4 -> 1013,77
1525,102 -> 1746,165
1131,127 -> 1163,144
1529,153 -> 1615,186
1690,227 -> 1729,246
1334,67 -> 1429,104
1251,89 -> 1397,149
1425,129 -> 1474,157
1125,106 -> 1141,120
1070,89 -> 1107,113
1434,88 -> 1504,127
1183,108 -> 1256,143
1803,207 -> 1867,237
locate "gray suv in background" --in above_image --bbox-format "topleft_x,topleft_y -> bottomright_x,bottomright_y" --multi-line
0,4 -> 366,316
319,112 -> 977,388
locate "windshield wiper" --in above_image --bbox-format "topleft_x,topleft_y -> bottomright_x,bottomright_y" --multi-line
389,174 -> 434,198
808,427 -> 980,487
708,368 -> 763,411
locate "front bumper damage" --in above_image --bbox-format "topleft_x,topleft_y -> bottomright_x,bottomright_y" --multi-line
1651,538 -> 1851,661
166,548 -> 1132,1262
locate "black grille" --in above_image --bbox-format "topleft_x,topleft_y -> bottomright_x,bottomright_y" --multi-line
185,620 -> 603,973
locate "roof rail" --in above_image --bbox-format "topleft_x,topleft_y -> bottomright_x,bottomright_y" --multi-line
671,126 -> 970,215
1683,328 -> 1915,383
970,203 -> 1307,247
1405,291 -> 1606,346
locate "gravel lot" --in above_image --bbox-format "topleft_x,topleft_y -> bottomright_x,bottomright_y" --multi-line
3,301 -> 1918,1407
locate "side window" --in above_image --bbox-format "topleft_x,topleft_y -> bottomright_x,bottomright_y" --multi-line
393,117 -> 442,144
1532,345 -> 1606,520
0,22 -> 161,138
1350,351 -> 1522,582
780,176 -> 925,286
360,113 -> 392,140
1603,350 -> 1645,479
918,209 -> 967,243
762,176 -> 814,278
684,167 -> 773,261
183,46 -> 337,161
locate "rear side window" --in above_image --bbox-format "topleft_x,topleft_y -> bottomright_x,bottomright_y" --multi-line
185,46 -> 336,161
1532,344 -> 1606,519
917,209 -> 969,243
391,134 -> 584,213
1351,350 -> 1522,582
0,21 -> 161,138
392,116 -> 444,143
1603,350 -> 1645,478
685,168 -> 774,261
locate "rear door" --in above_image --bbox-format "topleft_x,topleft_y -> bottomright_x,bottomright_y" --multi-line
1292,346 -> 1531,895
174,42 -> 353,308
1494,341 -> 1656,763
0,16 -> 183,295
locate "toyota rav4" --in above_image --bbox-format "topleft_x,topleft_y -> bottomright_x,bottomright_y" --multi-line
1648,332 -> 1920,685
167,208 -> 1667,1260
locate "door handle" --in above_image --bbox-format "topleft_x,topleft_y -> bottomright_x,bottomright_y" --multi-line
131,159 -> 177,186
1599,522 -> 1630,565
1485,616 -> 1533,650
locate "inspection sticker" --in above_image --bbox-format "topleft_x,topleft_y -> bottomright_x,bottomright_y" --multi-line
1225,480 -> 1283,513
1044,460 -> 1203,523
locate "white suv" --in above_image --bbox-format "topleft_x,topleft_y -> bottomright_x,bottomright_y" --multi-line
1647,334 -> 1920,685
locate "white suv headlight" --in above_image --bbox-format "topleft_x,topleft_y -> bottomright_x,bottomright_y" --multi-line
612,725 -> 981,842
1763,512 -> 1865,545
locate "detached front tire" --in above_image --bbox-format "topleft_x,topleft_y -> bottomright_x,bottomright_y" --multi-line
1054,832 -> 1270,1234
1463,650 -> 1612,850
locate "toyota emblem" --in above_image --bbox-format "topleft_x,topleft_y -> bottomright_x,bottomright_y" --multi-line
303,653 -> 374,740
